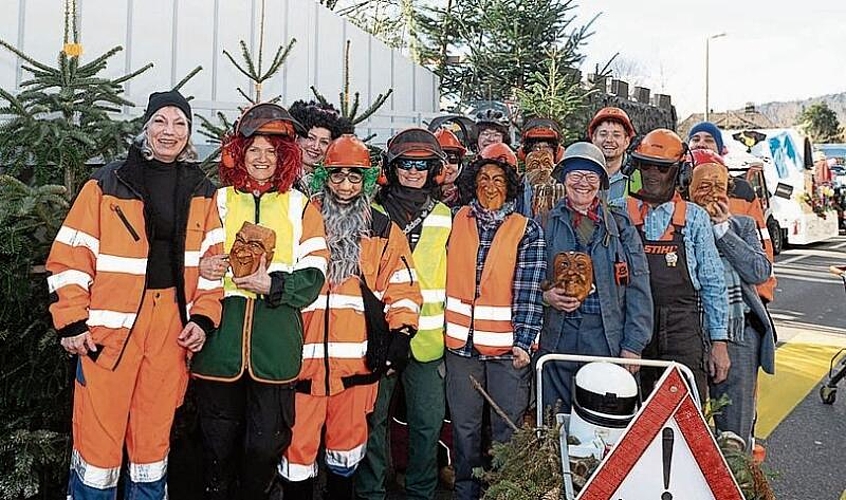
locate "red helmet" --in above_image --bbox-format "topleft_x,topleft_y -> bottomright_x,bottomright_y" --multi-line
479,143 -> 518,170
688,148 -> 726,169
587,107 -> 635,138
434,128 -> 467,156
323,134 -> 371,168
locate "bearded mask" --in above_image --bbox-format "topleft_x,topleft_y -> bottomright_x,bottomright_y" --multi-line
525,150 -> 555,185
690,163 -> 729,217
541,251 -> 594,302
229,222 -> 276,278
476,163 -> 508,210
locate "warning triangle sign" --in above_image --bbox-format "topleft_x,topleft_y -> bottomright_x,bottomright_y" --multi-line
577,366 -> 744,500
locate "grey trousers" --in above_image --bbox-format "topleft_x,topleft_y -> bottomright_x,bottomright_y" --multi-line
444,351 -> 531,500
709,323 -> 762,451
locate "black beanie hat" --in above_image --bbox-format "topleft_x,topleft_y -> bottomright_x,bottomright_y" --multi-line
143,90 -> 192,130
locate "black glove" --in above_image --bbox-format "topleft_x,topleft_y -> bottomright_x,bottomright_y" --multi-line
384,329 -> 413,373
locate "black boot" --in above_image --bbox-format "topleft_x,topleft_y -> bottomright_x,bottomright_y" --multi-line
325,472 -> 353,500
277,477 -> 314,500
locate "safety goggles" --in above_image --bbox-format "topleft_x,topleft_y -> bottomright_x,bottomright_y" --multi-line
328,169 -> 365,184
395,159 -> 435,171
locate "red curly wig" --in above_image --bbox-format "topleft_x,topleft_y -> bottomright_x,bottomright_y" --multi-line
219,134 -> 302,193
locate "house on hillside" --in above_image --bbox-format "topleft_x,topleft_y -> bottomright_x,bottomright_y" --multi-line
678,105 -> 775,137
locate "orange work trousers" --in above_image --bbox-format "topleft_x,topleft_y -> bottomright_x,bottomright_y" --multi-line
68,288 -> 188,499
279,383 -> 378,481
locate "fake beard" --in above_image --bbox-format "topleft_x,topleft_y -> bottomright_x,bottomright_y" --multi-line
541,251 -> 594,302
320,190 -> 371,287
229,222 -> 276,278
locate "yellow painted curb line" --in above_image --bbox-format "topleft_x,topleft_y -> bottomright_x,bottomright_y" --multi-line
756,330 -> 846,439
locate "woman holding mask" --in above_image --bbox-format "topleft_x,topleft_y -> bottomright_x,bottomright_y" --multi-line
538,142 -> 653,413
688,149 -> 775,453
193,103 -> 329,499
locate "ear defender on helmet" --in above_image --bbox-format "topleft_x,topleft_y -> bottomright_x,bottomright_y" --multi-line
620,136 -> 642,177
378,149 -> 389,185
676,144 -> 694,191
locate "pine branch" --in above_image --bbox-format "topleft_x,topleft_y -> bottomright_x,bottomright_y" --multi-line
222,46 -> 256,82
310,86 -> 330,106
111,63 -> 154,85
353,89 -> 392,125
236,87 -> 255,103
173,65 -> 203,92
0,39 -> 57,74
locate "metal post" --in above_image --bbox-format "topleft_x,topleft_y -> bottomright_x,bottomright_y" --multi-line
705,33 -> 726,122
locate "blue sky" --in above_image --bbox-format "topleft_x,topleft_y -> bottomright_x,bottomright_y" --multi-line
578,0 -> 846,119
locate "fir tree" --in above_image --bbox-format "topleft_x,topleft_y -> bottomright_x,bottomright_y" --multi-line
310,40 -> 393,140
0,0 -> 153,196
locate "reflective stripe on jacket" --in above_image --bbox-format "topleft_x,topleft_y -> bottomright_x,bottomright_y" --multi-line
46,153 -> 224,370
299,209 -> 422,396
191,187 -> 329,383
444,206 -> 527,356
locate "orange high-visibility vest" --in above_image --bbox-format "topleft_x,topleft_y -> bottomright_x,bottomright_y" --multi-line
445,206 -> 528,356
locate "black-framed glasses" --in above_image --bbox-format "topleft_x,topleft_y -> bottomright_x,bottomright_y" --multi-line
328,169 -> 365,184
396,159 -> 434,171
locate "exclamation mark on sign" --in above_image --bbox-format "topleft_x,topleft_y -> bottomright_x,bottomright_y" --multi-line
661,427 -> 674,500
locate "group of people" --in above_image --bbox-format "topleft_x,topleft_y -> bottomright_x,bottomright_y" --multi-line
46,89 -> 777,500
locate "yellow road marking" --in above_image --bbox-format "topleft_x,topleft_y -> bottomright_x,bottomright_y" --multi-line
756,329 -> 846,439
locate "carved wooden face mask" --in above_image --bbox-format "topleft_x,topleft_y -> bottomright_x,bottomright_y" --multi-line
229,222 -> 276,278
525,150 -> 555,185
476,163 -> 508,211
545,251 -> 594,302
690,163 -> 729,217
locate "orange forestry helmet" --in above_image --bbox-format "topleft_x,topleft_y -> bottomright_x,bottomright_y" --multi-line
630,128 -> 686,166
323,134 -> 371,169
434,128 -> 467,157
587,107 -> 636,138
479,143 -> 518,170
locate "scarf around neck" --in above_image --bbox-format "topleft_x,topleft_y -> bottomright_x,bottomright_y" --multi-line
381,185 -> 432,225
469,199 -> 515,231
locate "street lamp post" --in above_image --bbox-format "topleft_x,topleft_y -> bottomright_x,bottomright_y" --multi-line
705,32 -> 727,122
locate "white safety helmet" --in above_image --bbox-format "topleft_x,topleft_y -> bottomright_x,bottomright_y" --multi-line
569,362 -> 639,449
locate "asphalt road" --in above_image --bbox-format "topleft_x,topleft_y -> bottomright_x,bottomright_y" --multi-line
761,234 -> 846,500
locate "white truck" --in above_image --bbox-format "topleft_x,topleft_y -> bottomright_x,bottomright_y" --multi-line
722,128 -> 839,249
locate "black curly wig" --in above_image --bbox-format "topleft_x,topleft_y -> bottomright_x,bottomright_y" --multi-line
457,156 -> 522,206
288,100 -> 354,139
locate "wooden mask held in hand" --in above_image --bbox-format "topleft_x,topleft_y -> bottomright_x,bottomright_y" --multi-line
541,251 -> 594,302
229,222 -> 276,278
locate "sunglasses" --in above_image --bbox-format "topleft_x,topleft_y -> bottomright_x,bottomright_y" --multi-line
328,169 -> 365,184
396,159 -> 435,171
446,153 -> 462,164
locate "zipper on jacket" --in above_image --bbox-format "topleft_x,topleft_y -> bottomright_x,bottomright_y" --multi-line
400,256 -> 414,285
323,292 -> 331,396
112,276 -> 148,370
111,204 -> 141,241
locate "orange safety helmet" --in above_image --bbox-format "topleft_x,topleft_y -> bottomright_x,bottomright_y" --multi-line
434,128 -> 467,156
519,117 -> 564,163
688,148 -> 726,169
630,128 -> 686,166
323,134 -> 371,169
587,107 -> 636,138
478,142 -> 518,170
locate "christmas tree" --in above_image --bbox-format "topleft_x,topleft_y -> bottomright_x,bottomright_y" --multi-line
0,0 -> 153,196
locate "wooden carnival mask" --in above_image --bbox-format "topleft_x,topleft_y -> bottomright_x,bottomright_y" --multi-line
229,222 -> 276,278
524,150 -> 555,184
542,251 -> 594,302
476,163 -> 508,211
524,150 -> 566,218
690,163 -> 730,218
